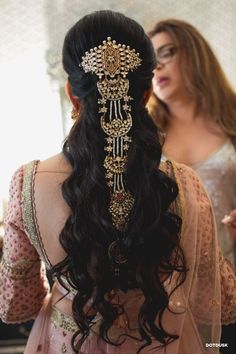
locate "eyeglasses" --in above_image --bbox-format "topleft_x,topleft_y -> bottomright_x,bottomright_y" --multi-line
155,45 -> 178,65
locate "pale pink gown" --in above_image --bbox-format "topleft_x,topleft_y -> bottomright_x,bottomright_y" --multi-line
0,158 -> 236,354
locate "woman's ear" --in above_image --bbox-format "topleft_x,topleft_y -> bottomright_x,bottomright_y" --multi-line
143,87 -> 153,106
65,81 -> 81,111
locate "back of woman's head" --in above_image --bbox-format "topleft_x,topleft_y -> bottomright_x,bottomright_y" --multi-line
148,19 -> 236,141
52,11 -> 187,353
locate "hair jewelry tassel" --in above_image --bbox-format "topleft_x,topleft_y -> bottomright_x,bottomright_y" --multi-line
81,37 -> 141,271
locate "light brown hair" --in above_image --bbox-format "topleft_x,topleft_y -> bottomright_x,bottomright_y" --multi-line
148,19 -> 236,145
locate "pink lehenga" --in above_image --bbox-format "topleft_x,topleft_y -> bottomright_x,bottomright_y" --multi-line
0,160 -> 236,354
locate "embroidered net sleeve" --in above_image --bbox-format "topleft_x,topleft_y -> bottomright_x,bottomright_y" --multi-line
219,251 -> 236,324
0,166 -> 50,324
177,164 -> 236,327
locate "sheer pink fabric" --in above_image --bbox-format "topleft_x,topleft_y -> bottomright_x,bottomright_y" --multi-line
0,160 -> 236,354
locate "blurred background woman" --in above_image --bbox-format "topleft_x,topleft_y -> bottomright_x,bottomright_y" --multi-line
149,18 -> 236,270
148,18 -> 236,352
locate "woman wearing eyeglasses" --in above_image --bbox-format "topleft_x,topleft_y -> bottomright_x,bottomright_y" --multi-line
148,18 -> 236,352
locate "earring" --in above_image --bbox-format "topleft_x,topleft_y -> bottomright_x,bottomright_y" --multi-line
71,107 -> 80,120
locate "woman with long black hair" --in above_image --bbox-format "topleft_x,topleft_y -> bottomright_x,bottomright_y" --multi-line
0,10 -> 235,354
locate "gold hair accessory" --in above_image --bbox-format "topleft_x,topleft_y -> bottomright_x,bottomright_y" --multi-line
71,107 -> 80,120
81,37 -> 141,272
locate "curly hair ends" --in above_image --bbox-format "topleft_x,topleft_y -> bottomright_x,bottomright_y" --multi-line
50,10 -> 187,353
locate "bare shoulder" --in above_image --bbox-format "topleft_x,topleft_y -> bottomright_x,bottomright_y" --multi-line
33,154 -> 71,204
36,153 -> 72,175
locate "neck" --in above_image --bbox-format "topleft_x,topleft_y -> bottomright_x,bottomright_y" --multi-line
167,97 -> 199,127
165,96 -> 225,138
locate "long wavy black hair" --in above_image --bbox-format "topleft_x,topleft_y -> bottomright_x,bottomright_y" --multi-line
51,10 -> 187,353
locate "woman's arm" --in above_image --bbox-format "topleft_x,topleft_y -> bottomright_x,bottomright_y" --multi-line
0,166 -> 50,323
